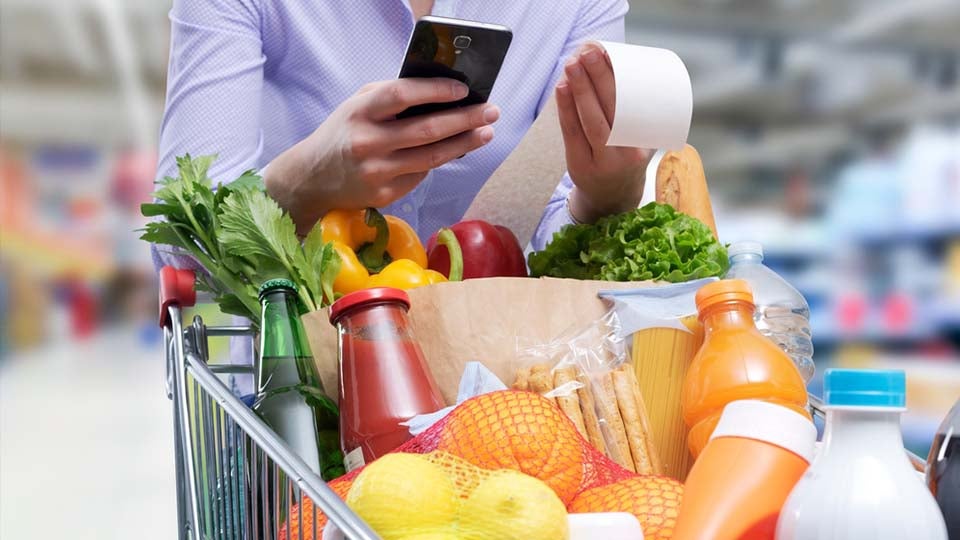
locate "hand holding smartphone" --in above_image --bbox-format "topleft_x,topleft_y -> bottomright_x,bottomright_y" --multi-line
397,16 -> 512,119
265,17 -> 512,226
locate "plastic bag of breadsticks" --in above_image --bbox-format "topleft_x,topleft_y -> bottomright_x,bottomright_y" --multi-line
512,310 -> 663,476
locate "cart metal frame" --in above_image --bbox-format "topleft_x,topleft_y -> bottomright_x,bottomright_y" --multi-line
158,267 -> 925,540
160,267 -> 379,540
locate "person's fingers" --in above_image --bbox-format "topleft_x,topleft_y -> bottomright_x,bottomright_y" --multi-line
564,56 -> 611,150
364,78 -> 469,120
383,126 -> 495,175
556,81 -> 593,165
382,103 -> 499,150
578,43 -> 616,126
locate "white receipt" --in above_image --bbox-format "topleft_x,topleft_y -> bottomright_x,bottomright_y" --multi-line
599,41 -> 693,150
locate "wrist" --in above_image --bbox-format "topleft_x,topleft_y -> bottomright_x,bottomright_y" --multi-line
569,181 -> 644,224
265,143 -> 329,235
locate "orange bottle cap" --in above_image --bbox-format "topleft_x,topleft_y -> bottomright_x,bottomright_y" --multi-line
695,279 -> 755,312
710,400 -> 817,462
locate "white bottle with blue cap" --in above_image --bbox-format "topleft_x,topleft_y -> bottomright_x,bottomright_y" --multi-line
776,369 -> 948,540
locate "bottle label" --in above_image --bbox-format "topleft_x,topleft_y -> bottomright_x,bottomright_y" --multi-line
344,446 -> 366,472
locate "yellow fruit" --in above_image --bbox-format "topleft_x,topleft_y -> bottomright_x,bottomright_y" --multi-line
398,533 -> 461,540
457,469 -> 569,540
346,453 -> 458,539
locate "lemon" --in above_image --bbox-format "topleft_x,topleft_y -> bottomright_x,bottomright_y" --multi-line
398,533 -> 461,540
457,469 -> 569,540
346,453 -> 458,539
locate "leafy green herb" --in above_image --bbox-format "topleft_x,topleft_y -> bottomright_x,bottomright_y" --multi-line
528,202 -> 728,283
140,154 -> 339,325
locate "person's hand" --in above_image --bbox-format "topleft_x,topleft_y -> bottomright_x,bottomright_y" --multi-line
265,78 -> 499,233
556,42 -> 653,223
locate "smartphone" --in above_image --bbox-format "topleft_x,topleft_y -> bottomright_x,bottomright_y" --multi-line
396,16 -> 513,119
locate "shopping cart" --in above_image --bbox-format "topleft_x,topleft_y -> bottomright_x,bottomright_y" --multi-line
160,267 -> 378,540
159,266 -> 926,540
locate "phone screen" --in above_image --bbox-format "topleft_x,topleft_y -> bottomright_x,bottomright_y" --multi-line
397,19 -> 512,119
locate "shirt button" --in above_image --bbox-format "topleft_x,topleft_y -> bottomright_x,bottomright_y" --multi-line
402,203 -> 413,214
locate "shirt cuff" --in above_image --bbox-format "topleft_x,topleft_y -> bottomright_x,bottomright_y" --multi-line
528,173 -> 576,252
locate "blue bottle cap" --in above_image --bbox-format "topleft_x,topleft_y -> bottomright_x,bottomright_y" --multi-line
824,368 -> 906,408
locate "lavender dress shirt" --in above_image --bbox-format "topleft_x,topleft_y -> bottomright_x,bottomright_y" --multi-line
155,0 -> 628,261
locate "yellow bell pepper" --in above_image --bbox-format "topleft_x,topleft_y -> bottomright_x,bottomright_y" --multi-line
321,208 -> 462,295
321,208 -> 427,268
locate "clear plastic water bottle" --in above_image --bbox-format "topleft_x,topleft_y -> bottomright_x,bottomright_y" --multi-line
725,241 -> 815,382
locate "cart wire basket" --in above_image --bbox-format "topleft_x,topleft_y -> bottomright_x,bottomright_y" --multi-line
160,267 -> 379,540
158,266 -> 926,540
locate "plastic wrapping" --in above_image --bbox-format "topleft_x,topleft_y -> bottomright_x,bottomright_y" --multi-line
512,310 -> 663,476
600,281 -> 711,480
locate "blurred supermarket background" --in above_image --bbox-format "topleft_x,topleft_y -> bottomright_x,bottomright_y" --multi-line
0,1 -> 958,538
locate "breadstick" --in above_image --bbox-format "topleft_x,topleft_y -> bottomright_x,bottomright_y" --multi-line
656,144 -> 718,239
622,365 -> 664,476
596,373 -> 634,472
612,368 -> 653,474
553,367 -> 588,438
528,365 -> 556,405
512,366 -> 531,391
576,372 -> 607,454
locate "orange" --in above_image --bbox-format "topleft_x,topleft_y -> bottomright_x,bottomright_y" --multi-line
280,476 -> 354,540
568,476 -> 684,540
435,390 -> 587,505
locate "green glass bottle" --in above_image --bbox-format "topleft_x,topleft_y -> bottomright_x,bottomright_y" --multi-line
255,278 -> 344,480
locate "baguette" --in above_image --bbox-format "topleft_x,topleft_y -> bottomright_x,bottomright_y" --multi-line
576,372 -> 607,454
656,144 -> 718,239
612,366 -> 659,475
596,373 -> 635,472
553,367 -> 588,438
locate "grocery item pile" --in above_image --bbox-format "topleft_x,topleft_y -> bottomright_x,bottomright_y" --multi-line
142,147 -> 953,540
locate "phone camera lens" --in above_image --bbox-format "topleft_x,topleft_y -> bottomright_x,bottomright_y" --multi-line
453,35 -> 472,49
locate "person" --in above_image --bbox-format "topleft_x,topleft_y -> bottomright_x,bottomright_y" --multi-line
155,0 -> 652,263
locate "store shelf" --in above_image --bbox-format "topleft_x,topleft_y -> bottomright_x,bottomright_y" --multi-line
853,224 -> 960,247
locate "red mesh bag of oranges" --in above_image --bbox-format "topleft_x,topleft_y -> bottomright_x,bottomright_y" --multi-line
293,390 -> 682,539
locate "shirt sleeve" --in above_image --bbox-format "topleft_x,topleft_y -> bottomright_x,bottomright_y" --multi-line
157,0 -> 266,182
529,173 -> 575,251
153,0 -> 265,271
530,0 -> 628,252
534,0 -> 628,115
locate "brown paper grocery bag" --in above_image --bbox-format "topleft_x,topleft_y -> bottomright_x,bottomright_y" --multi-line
303,277 -> 645,405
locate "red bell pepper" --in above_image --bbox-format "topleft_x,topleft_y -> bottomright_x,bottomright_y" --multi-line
426,220 -> 528,279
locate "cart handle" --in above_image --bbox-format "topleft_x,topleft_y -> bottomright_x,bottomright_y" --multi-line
159,266 -> 196,327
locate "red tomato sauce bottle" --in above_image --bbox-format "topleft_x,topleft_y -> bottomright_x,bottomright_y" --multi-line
329,287 -> 445,470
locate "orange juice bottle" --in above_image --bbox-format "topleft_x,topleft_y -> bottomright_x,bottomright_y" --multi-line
682,279 -> 810,457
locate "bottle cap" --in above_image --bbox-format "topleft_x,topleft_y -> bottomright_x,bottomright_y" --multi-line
824,368 -> 906,408
710,400 -> 817,462
329,287 -> 410,325
258,278 -> 298,298
727,241 -> 764,259
695,279 -> 755,313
